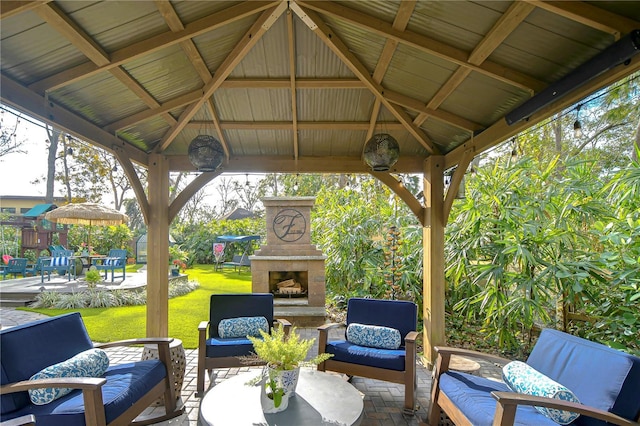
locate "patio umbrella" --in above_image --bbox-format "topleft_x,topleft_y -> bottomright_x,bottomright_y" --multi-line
44,202 -> 129,250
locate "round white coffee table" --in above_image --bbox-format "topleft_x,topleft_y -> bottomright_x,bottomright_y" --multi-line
199,368 -> 364,426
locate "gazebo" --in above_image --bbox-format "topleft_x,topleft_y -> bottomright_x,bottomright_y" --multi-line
1,1 -> 638,364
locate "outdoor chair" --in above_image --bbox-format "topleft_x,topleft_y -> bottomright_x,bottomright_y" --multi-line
1,258 -> 28,279
40,250 -> 74,283
91,249 -> 127,282
0,312 -> 183,426
196,293 -> 291,394
24,257 -> 46,277
317,297 -> 419,414
426,328 -> 640,426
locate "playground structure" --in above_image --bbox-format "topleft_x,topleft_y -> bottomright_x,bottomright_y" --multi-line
1,204 -> 68,260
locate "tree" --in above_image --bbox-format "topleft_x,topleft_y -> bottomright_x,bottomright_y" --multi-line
0,108 -> 26,158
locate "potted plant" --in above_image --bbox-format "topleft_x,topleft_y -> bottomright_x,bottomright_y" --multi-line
84,269 -> 102,289
246,325 -> 332,413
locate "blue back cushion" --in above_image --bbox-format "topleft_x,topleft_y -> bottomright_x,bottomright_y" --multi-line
0,313 -> 94,414
527,329 -> 640,425
209,293 -> 274,339
346,298 -> 417,346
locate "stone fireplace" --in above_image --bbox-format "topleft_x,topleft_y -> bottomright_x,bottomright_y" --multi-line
251,197 -> 326,325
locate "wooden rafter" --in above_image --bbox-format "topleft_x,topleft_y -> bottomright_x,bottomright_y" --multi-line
525,1 -> 640,40
34,3 -> 110,66
0,1 -> 50,19
297,0 -> 545,94
187,121 -> 407,131
292,3 -> 439,154
366,1 -> 416,150
414,2 -> 535,127
204,98 -> 230,160
287,10 -> 299,159
27,1 -> 280,94
444,54 -> 640,170
157,3 -> 288,152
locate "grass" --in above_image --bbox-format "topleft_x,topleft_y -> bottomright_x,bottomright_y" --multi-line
23,264 -> 252,349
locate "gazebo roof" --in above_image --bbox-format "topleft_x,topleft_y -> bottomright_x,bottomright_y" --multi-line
2,1 -> 639,176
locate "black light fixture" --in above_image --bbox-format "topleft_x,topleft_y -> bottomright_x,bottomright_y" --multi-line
573,105 -> 583,138
245,173 -> 250,188
363,133 -> 400,172
188,135 -> 224,172
66,147 -> 73,156
506,30 -> 640,125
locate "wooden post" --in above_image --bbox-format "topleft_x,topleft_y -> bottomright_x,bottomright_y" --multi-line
147,154 -> 170,338
422,155 -> 446,366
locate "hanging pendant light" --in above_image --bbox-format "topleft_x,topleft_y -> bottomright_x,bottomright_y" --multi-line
573,104 -> 583,138
363,133 -> 400,172
188,135 -> 224,172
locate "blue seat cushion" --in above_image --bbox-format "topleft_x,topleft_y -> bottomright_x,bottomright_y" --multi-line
324,340 -> 406,371
206,337 -> 256,358
2,360 -> 166,426
439,371 -> 557,426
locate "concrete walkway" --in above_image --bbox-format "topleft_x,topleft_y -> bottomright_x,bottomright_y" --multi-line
0,308 -> 503,425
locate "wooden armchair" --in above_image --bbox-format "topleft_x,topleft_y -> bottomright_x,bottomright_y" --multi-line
0,312 -> 184,426
317,298 -> 419,414
426,329 -> 640,426
197,293 -> 291,394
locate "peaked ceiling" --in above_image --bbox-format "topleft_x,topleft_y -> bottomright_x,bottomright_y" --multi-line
2,1 -> 640,176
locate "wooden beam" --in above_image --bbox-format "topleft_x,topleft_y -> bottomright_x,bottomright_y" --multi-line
444,54 -> 640,170
109,67 -> 177,127
157,3 -> 288,152
105,90 -> 203,133
28,1 -> 280,93
526,1 -> 640,39
221,78 -> 366,88
297,1 -> 545,93
366,1 -> 415,161
385,89 -> 483,132
414,2 -> 535,127
186,121 -> 406,131
442,149 -> 472,221
168,154 -> 426,174
0,74 -> 148,166
204,98 -> 230,160
34,2 -> 110,66
422,155 -> 446,366
287,10 -> 299,159
292,4 -> 439,154
1,1 -> 50,20
112,145 -> 150,224
372,172 -> 425,225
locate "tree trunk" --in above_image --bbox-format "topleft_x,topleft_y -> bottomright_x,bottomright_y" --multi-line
45,126 -> 61,203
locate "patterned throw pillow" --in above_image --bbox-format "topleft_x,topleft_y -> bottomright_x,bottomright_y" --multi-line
502,361 -> 580,425
218,316 -> 269,339
346,323 -> 401,350
50,257 -> 68,266
28,348 -> 110,405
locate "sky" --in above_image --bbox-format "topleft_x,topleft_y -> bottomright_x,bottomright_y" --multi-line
0,107 -> 51,198
0,105 -> 261,210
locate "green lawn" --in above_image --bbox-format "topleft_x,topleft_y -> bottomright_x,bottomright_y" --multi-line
23,265 -> 252,349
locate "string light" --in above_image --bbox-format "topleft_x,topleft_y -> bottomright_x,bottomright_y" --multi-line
245,173 -> 250,187
510,137 -> 518,158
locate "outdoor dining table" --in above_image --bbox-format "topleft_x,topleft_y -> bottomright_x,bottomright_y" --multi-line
68,254 -> 105,275
199,368 -> 364,426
